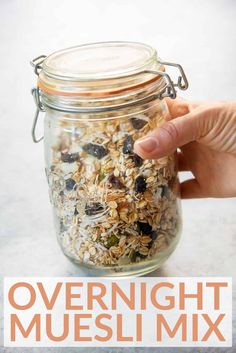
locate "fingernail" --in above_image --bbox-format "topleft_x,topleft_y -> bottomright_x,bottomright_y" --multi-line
135,136 -> 158,153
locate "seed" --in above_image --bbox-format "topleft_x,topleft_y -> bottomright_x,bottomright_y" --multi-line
129,213 -> 138,223
138,200 -> 147,208
106,234 -> 119,248
108,174 -> 125,189
110,209 -> 118,218
126,168 -> 133,176
114,168 -> 120,177
82,143 -> 108,159
137,221 -> 152,235
122,135 -> 134,154
108,201 -> 118,209
101,222 -> 111,229
133,153 -> 143,167
134,175 -> 147,192
61,152 -> 80,163
85,202 -> 104,216
131,117 -> 147,130
89,247 -> 96,255
65,178 -> 77,191
146,176 -> 155,183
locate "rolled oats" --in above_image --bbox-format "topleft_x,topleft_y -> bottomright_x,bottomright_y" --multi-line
47,108 -> 181,269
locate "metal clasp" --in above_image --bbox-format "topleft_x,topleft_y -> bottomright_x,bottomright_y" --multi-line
160,60 -> 188,90
143,60 -> 188,99
31,87 -> 45,143
30,55 -> 47,76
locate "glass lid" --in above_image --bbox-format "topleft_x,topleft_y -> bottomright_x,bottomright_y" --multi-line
42,41 -> 158,81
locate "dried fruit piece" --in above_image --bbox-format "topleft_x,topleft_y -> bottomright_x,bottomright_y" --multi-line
122,135 -> 134,154
108,174 -> 125,189
133,153 -> 143,167
82,143 -> 108,159
61,152 -> 80,163
135,175 -> 147,192
65,178 -> 76,191
85,202 -> 104,216
137,221 -> 152,235
131,117 -> 147,130
106,234 -> 119,248
150,230 -> 159,240
159,185 -> 169,197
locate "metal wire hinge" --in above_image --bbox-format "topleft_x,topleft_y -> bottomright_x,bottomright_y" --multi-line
30,55 -> 47,76
31,87 -> 45,143
143,60 -> 188,99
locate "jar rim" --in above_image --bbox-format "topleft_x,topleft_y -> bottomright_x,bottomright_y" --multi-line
38,41 -> 164,97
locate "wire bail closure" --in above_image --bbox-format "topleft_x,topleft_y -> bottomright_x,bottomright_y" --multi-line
30,55 -> 188,143
31,87 -> 45,143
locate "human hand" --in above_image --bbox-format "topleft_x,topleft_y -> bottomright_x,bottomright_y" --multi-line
134,99 -> 236,198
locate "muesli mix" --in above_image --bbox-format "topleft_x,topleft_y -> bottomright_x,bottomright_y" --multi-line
45,107 -> 180,267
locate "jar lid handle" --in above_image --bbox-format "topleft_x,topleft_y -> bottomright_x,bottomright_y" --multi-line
30,55 -> 47,76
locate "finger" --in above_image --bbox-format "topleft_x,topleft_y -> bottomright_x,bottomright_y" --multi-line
133,106 -> 209,159
177,151 -> 189,172
165,98 -> 205,120
180,179 -> 205,199
164,98 -> 191,119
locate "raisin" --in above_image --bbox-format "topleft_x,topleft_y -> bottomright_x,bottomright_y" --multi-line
137,221 -> 152,235
61,152 -> 80,163
150,230 -> 159,240
82,143 -> 108,159
122,135 -> 134,154
133,153 -> 143,167
159,185 -> 169,197
131,117 -> 147,130
108,174 -> 125,189
85,202 -> 104,216
129,249 -> 137,263
65,178 -> 76,191
135,175 -> 147,192
106,234 -> 119,249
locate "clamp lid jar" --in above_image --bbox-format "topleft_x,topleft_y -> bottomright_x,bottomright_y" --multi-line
31,41 -> 188,276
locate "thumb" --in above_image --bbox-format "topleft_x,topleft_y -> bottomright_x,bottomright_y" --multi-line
133,107 -> 207,159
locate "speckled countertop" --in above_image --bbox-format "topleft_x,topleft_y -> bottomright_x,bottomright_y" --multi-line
0,0 -> 235,352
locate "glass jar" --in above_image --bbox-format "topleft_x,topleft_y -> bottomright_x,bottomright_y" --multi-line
31,41 -> 188,277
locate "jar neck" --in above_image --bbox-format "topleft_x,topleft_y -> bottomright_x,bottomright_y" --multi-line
39,76 -> 167,113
